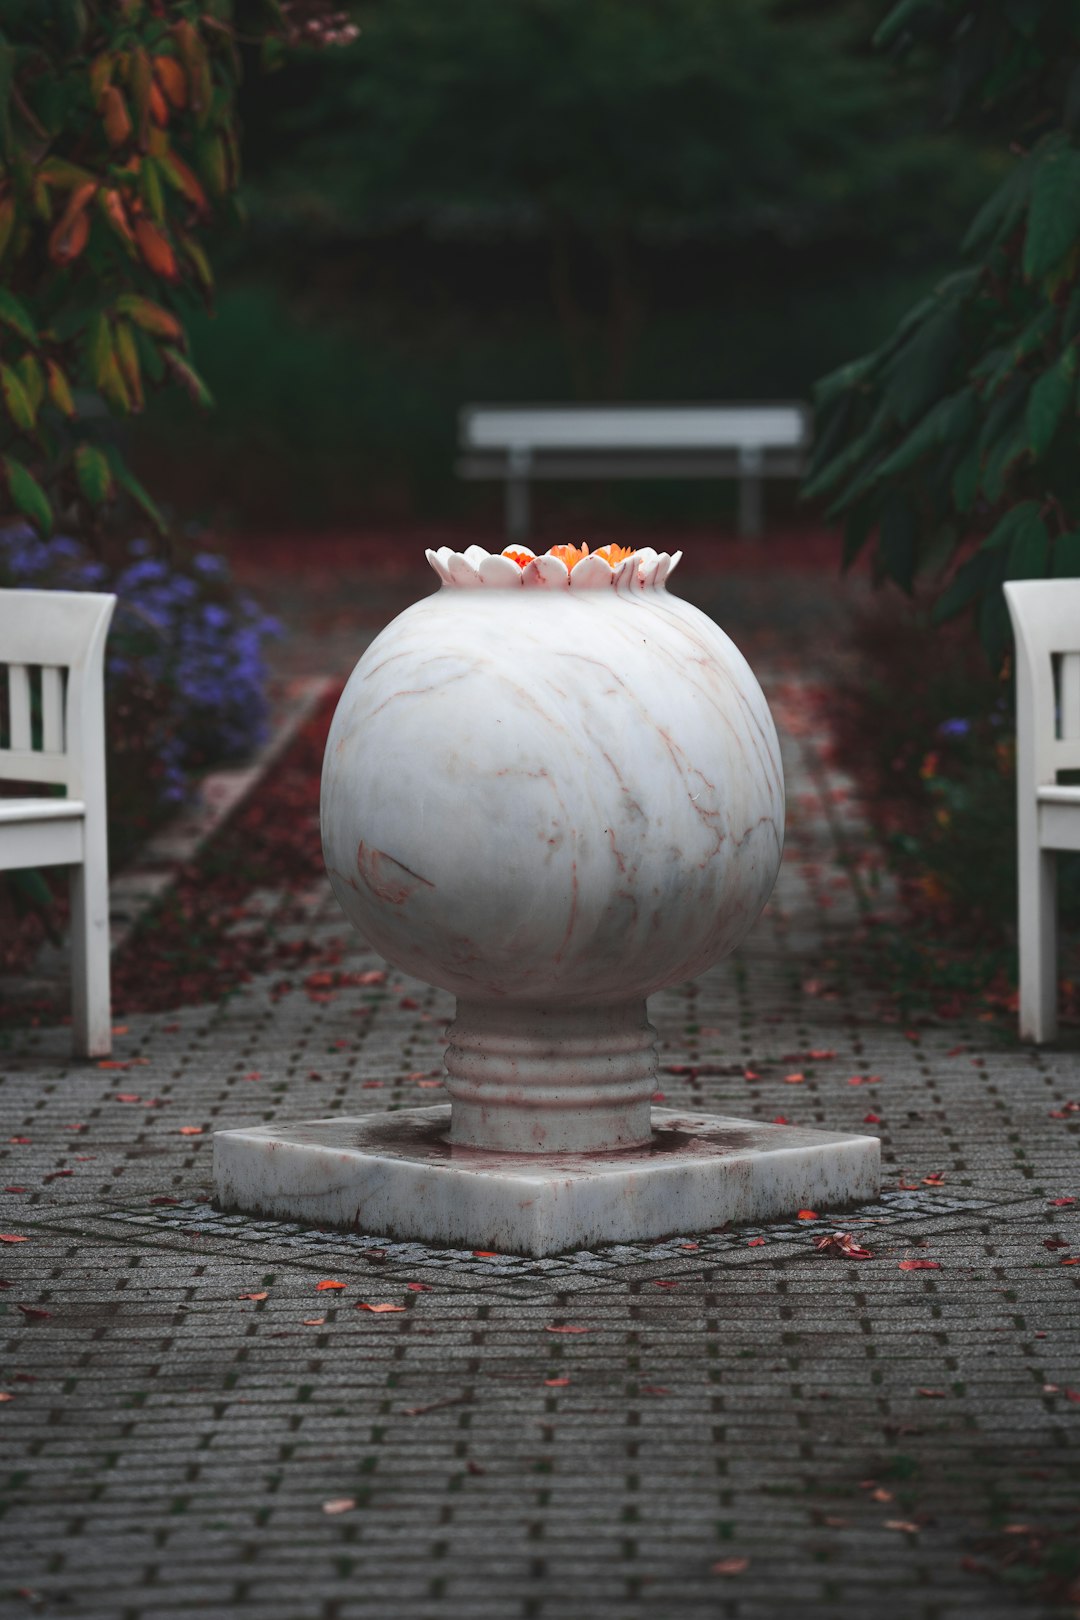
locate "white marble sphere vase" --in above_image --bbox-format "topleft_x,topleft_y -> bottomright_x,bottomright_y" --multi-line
213,545 -> 880,1254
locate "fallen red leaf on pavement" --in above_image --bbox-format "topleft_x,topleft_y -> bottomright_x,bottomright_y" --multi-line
149,1196 -> 180,1206
356,1303 -> 406,1313
1043,1238 -> 1070,1251
815,1232 -> 873,1259
653,1279 -> 679,1288
114,1093 -> 141,1103
3,1188 -> 25,1194
1049,1197 -> 1077,1206
679,1243 -> 699,1251
898,1259 -> 941,1271
9,1137 -> 30,1144
808,1049 -> 835,1060
322,1498 -> 355,1514
711,1557 -> 749,1575
784,1073 -> 805,1084
1065,1389 -> 1080,1404
0,1393 -> 13,1403
238,1292 -> 268,1301
302,1317 -> 326,1326
316,1280 -> 347,1291
402,1393 -> 471,1416
772,1115 -> 789,1124
917,1388 -> 947,1398
406,1283 -> 431,1292
922,1172 -> 946,1186
747,1238 -> 766,1247
17,1306 -> 51,1320
0,1235 -> 28,1244
544,1377 -> 570,1387
178,1127 -> 203,1136
472,1251 -> 499,1258
544,1324 -> 590,1333
1061,1257 -> 1080,1265
797,1210 -> 818,1220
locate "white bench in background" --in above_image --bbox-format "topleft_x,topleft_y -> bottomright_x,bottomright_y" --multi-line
1005,579 -> 1080,1043
457,403 -> 811,542
0,589 -> 116,1057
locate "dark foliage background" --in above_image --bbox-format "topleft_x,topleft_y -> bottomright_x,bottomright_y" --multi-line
126,0 -> 992,529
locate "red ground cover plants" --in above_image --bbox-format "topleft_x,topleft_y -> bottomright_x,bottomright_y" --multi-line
1,684 -> 346,1030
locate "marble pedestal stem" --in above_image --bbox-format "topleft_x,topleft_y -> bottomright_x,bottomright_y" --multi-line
443,1000 -> 656,1154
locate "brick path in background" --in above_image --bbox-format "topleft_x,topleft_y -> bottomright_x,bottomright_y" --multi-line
1,567 -> 1078,1620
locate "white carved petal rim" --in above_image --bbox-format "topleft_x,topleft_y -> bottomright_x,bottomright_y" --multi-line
424,544 -> 683,591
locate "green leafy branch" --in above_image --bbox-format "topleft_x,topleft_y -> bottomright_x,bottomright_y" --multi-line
806,0 -> 1080,663
0,0 -> 353,541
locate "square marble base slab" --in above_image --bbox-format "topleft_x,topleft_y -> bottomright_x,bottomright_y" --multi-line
213,1107 -> 881,1257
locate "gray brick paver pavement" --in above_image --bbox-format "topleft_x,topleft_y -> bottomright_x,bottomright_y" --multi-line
2,574 -> 1078,1619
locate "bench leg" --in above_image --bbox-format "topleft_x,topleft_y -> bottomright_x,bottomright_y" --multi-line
737,448 -> 764,539
1018,839 -> 1057,1043
70,857 -> 112,1058
506,474 -> 530,544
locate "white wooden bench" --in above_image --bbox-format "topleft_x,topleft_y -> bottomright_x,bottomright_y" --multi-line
0,589 -> 116,1057
1004,579 -> 1080,1043
457,402 -> 811,541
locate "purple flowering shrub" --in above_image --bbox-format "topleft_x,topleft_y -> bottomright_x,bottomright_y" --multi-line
1,527 -> 280,859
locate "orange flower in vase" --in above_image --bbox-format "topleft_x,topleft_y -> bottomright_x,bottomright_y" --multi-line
546,543 -> 591,572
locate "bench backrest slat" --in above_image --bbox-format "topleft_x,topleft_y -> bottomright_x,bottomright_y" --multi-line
41,665 -> 65,754
7,662 -> 31,752
462,404 -> 810,454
